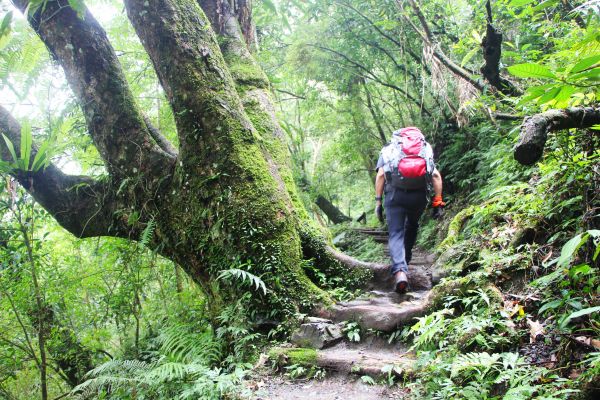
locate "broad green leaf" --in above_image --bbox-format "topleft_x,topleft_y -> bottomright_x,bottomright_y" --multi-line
31,140 -> 50,172
570,54 -> 600,74
537,86 -> 561,104
507,63 -> 556,79
569,67 -> 600,81
565,306 -> 600,321
532,0 -> 559,12
551,85 -> 577,108
538,299 -> 562,315
557,233 -> 589,268
0,11 -> 12,38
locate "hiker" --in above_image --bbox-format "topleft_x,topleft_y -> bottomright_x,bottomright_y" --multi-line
374,127 -> 445,293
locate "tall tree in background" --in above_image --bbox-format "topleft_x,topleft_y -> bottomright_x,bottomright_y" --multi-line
0,0 -> 367,321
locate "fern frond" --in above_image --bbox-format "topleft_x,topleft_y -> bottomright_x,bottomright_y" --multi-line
218,268 -> 267,294
140,218 -> 156,246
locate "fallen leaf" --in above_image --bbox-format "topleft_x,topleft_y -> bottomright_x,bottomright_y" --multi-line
527,319 -> 545,343
541,249 -> 553,264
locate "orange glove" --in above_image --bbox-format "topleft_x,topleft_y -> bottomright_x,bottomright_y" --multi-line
432,195 -> 446,208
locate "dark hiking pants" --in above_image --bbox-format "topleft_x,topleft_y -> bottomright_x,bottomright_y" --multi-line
384,187 -> 427,275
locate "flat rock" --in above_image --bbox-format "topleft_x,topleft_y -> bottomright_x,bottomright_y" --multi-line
316,291 -> 431,332
317,344 -> 414,377
269,342 -> 415,378
291,321 -> 343,349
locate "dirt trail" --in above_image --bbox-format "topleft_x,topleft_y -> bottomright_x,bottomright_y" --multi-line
255,374 -> 406,399
254,229 -> 437,399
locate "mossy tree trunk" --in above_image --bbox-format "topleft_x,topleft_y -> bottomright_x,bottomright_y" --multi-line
1,0 -> 370,323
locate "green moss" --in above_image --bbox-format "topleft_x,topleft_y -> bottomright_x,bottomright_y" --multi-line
268,347 -> 318,367
439,205 -> 476,250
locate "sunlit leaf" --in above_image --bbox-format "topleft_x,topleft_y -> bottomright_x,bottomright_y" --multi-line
508,0 -> 536,7
557,233 -> 589,268
565,306 -> 600,321
570,54 -> 600,74
507,63 -> 556,79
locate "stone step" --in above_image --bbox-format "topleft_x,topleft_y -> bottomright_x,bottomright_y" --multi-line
269,342 -> 415,379
353,228 -> 388,236
368,263 -> 433,292
316,291 -> 431,332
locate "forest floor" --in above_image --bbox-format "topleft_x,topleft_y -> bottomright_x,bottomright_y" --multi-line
250,230 -> 433,399
253,374 -> 406,399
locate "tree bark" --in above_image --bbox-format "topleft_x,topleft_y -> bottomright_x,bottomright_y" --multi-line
514,107 -> 600,165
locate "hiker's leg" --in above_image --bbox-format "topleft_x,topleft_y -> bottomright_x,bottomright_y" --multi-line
404,213 -> 420,264
386,201 -> 408,275
403,191 -> 427,265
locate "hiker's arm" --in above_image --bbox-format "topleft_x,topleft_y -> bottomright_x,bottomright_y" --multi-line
375,168 -> 385,204
432,168 -> 443,197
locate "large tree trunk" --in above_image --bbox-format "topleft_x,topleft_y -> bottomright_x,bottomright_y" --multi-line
1,0 -> 371,325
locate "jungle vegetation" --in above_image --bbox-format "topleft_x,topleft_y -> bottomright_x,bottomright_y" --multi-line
0,0 -> 598,399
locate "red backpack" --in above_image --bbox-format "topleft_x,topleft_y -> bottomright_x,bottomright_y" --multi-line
381,127 -> 431,190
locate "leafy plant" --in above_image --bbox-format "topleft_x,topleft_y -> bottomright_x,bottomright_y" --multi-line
343,321 -> 361,342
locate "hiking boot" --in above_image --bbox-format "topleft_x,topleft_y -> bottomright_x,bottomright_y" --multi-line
394,271 -> 408,294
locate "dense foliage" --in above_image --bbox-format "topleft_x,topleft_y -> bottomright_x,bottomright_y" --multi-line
0,0 -> 598,399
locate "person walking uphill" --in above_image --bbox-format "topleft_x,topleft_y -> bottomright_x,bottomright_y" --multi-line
374,127 -> 445,293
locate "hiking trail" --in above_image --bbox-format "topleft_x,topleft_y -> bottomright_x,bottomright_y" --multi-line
252,229 -> 439,399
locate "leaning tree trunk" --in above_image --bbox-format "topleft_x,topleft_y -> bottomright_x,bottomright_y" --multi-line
315,195 -> 352,224
1,0 -> 371,325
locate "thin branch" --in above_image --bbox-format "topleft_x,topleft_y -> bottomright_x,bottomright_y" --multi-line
275,88 -> 306,100
0,287 -> 40,368
142,115 -> 178,158
335,0 -> 430,74
308,44 -> 432,117
402,0 -> 485,92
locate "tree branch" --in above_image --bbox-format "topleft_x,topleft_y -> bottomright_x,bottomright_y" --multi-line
274,89 -> 306,100
0,106 -> 126,238
514,107 -> 600,165
13,0 -> 169,178
402,0 -> 485,92
309,44 -> 433,117
336,0 -> 430,74
362,83 -> 388,145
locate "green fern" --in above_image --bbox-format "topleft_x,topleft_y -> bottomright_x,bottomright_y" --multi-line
218,267 -> 267,295
139,218 -> 156,246
72,323 -> 246,400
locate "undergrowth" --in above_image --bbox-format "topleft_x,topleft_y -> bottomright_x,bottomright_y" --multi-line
406,124 -> 599,399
